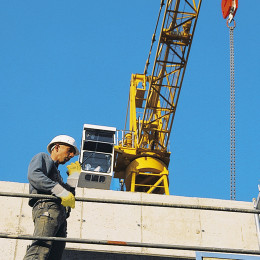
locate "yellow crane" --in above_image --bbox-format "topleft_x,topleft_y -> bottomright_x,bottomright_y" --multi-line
114,0 -> 202,195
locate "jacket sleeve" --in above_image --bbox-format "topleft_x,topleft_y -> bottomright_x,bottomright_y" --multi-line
28,153 -> 57,193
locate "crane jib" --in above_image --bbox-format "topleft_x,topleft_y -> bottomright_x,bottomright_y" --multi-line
114,0 -> 202,195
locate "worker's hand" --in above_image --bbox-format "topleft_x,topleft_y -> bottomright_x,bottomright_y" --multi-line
60,192 -> 75,209
66,161 -> 81,188
51,184 -> 76,209
66,161 -> 81,176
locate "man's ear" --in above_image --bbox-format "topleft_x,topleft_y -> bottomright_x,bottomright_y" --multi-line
54,144 -> 60,152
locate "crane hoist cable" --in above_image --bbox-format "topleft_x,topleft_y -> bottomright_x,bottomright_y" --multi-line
229,20 -> 236,201
221,0 -> 238,200
144,0 -> 165,76
124,0 -> 165,131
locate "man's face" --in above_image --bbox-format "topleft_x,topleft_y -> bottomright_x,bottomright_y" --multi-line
56,144 -> 75,164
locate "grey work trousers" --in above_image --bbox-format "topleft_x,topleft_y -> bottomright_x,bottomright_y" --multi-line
23,200 -> 67,260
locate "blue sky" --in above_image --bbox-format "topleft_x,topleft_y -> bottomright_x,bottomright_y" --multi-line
0,1 -> 259,202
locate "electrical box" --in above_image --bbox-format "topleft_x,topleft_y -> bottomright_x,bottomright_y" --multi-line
77,124 -> 116,190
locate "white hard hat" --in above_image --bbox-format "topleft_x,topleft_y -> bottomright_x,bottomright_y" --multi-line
47,135 -> 79,155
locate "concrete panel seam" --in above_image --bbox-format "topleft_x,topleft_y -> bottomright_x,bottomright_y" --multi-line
80,189 -> 84,239
13,184 -> 26,260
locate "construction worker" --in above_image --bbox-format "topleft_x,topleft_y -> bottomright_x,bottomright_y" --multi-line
23,135 -> 81,260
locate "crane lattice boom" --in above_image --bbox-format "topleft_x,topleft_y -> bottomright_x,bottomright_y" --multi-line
139,0 -> 202,152
114,0 -> 202,194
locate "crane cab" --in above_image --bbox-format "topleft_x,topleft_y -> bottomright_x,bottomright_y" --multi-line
77,124 -> 116,190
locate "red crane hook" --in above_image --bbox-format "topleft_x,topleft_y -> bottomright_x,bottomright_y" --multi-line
221,0 -> 238,24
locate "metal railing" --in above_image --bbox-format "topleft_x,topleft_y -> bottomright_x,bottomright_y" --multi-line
0,191 -> 259,214
0,232 -> 260,256
115,130 -> 136,148
0,191 -> 260,256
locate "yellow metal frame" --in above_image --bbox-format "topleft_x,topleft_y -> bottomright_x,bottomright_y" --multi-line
114,0 -> 202,195
125,157 -> 169,195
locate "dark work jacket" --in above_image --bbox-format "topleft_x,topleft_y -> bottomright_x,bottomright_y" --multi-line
28,152 -> 74,207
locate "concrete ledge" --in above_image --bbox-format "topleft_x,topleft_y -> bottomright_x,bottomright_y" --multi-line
0,181 -> 259,260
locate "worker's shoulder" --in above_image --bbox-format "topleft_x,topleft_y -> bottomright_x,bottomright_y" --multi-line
31,152 -> 51,162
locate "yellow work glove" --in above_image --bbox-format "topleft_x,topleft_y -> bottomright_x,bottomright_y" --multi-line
52,184 -> 76,208
67,161 -> 81,176
66,161 -> 81,188
60,191 -> 75,208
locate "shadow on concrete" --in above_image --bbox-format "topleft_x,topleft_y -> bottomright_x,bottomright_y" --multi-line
63,249 -> 187,260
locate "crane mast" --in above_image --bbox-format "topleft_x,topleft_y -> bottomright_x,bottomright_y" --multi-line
114,0 -> 202,194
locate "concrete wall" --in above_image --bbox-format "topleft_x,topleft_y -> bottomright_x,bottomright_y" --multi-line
0,181 -> 259,260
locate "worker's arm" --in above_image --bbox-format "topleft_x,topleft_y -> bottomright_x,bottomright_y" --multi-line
28,153 -> 58,193
28,153 -> 75,208
66,161 -> 81,188
51,183 -> 75,208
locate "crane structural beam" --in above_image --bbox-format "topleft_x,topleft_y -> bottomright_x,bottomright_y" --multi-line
114,0 -> 202,195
